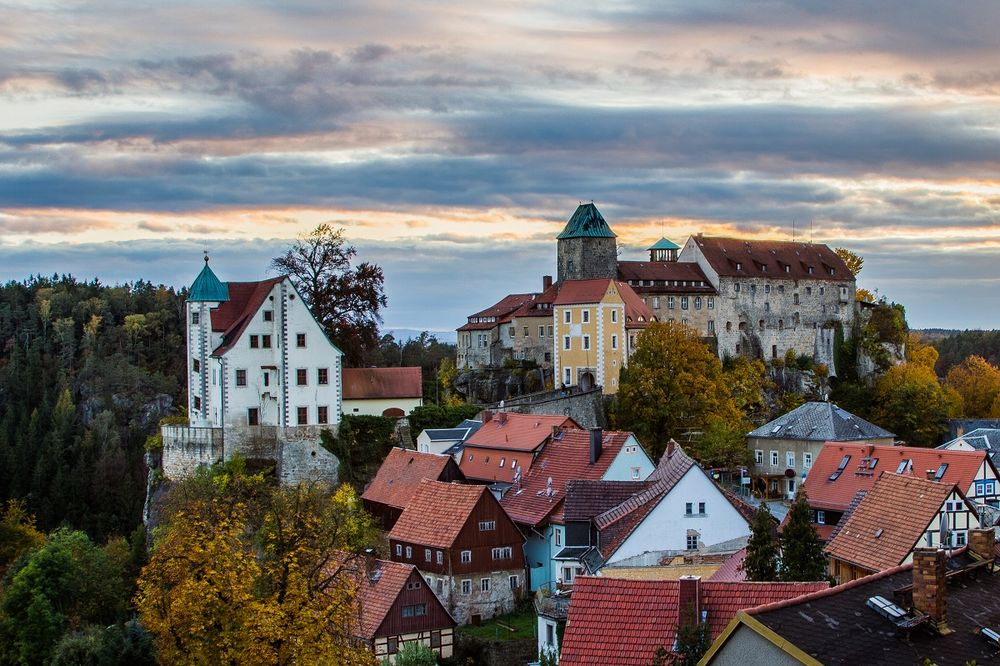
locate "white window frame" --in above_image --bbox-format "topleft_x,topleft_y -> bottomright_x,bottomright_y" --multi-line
770,450 -> 779,466
582,335 -> 590,350
786,452 -> 795,468
582,309 -> 590,323
803,452 -> 813,469
563,336 -> 571,351
461,550 -> 472,563
461,579 -> 472,595
564,310 -> 572,324
405,546 -> 412,559
755,450 -> 763,465
481,578 -> 491,592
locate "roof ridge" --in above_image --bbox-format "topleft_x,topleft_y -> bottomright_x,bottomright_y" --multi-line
746,564 -> 908,615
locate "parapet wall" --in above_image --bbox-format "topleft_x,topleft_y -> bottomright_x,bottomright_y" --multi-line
493,386 -> 606,429
161,426 -> 225,479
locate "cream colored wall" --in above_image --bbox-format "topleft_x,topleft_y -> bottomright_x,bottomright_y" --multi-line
553,284 -> 629,395
342,397 -> 422,417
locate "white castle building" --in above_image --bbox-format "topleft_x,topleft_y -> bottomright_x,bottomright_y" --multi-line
161,256 -> 343,484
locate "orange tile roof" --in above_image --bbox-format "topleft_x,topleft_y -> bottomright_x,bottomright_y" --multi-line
362,448 -> 461,511
691,236 -> 852,282
464,413 -> 577,452
458,446 -> 530,484
354,558 -> 418,639
802,442 -> 989,512
500,430 -> 633,527
559,577 -> 828,665
210,277 -> 285,356
387,479 -> 487,549
549,279 -> 656,329
823,472 -> 968,572
343,367 -> 422,400
458,293 -> 536,331
706,548 -> 747,582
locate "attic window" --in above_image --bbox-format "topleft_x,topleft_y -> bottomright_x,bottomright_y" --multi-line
866,595 -> 907,623
736,262 -> 743,270
934,463 -> 948,480
874,528 -> 884,538
896,459 -> 911,474
829,455 -> 851,481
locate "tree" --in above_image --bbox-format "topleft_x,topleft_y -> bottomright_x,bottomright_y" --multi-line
723,357 -> 773,426
691,417 -> 750,470
742,503 -> 778,582
835,248 -> 875,302
616,322 -> 741,461
779,489 -> 827,581
0,499 -> 44,580
385,641 -> 437,666
872,363 -> 962,446
674,603 -> 711,666
944,356 -> 1000,418
272,224 -> 387,367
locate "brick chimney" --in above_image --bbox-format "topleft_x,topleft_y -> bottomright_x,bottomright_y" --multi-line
589,428 -> 603,465
925,469 -> 935,480
970,528 -> 996,562
497,412 -> 508,425
912,548 -> 952,635
666,439 -> 678,458
543,275 -> 553,290
551,425 -> 560,439
678,575 -> 702,631
483,410 -> 493,423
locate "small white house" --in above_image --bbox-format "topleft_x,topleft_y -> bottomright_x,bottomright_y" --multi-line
416,419 -> 482,456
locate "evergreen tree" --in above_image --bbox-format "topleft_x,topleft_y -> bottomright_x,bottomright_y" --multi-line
779,488 -> 828,581
742,503 -> 778,581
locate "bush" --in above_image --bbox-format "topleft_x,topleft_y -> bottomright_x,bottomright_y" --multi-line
383,640 -> 437,665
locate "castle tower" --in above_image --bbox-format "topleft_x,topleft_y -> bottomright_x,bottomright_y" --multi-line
186,253 -> 229,427
556,203 -> 618,282
647,238 -> 679,262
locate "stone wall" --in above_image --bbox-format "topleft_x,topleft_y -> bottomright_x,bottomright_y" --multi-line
454,635 -> 538,666
557,236 -> 617,282
279,435 -> 339,486
495,386 -> 607,429
161,425 -> 224,479
450,568 -> 523,625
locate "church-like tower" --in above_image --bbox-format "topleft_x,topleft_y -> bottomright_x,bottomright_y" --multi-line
186,254 -> 229,427
556,203 -> 618,282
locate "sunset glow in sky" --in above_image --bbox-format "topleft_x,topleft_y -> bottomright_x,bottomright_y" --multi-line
2,1 -> 999,331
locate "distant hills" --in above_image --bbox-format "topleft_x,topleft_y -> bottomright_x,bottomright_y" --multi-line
384,328 -> 457,344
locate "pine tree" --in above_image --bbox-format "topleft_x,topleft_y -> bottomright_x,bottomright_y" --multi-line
743,502 -> 778,581
779,488 -> 828,581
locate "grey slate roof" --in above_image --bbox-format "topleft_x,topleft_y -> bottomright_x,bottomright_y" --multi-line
748,401 -> 895,441
939,427 -> 1000,453
949,419 -> 1000,439
423,427 -> 472,442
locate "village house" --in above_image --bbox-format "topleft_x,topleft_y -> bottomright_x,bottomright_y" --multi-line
342,367 -> 422,418
351,557 -> 457,664
823,472 -> 981,583
456,293 -> 536,369
387,479 -> 526,625
361,448 -> 465,530
557,575 -> 828,665
748,401 -> 895,500
937,426 -> 1000,470
801,441 -> 1000,541
161,256 -> 341,484
701,535 -> 999,665
499,427 -> 655,590
415,419 -> 482,457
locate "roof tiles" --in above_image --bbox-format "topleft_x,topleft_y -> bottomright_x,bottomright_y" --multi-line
361,448 -> 462,511
343,367 -> 422,400
387,480 -> 486,549
692,236 -> 853,282
748,401 -> 894,441
464,413 -> 576,452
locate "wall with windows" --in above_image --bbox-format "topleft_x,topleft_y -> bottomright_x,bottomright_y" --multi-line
553,286 -> 629,395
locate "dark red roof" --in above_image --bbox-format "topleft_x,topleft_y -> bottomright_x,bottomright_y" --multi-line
362,448 -> 462,511
464,413 -> 577,453
458,293 -> 536,331
617,261 -> 716,294
564,479 -> 649,522
387,480 -> 488,549
707,548 -> 747,582
559,577 -> 828,665
210,277 -> 285,356
803,442 -> 988,512
343,367 -> 422,400
691,236 -> 853,282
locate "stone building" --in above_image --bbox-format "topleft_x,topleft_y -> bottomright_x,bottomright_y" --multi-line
161,256 -> 341,484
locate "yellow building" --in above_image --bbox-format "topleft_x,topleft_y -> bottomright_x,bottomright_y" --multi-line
552,278 -> 654,394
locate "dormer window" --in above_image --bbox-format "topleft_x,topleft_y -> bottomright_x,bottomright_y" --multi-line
736,262 -> 743,270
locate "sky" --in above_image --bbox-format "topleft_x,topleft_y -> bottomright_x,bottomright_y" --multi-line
1,1 -> 999,332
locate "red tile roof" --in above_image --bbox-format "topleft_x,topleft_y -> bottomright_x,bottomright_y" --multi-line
387,480 -> 487,549
343,367 -> 422,400
500,430 -> 633,527
458,446 -> 531,484
464,413 -> 577,453
210,277 -> 285,356
559,577 -> 828,665
617,261 -> 716,294
690,236 -> 853,282
362,448 -> 462,511
550,279 -> 656,329
823,473 -> 970,572
803,442 -> 989,512
458,293 -> 536,331
354,558 -> 418,639
707,548 -> 747,582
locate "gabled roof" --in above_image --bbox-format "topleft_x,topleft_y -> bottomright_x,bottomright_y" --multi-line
458,446 -> 533,485
500,430 -> 636,527
690,236 -> 853,282
188,259 -> 230,302
823,473 -> 971,572
464,413 -> 576,452
557,203 -> 616,240
559,577 -> 828,665
564,479 -> 649,522
362,448 -> 463,511
617,260 -> 716,294
748,401 -> 894,441
387,480 -> 488,549
210,277 -> 287,356
343,367 -> 422,400
802,441 -> 989,512
422,427 -> 473,442
940,427 -> 1000,457
707,547 -> 747,582
347,557 -> 456,640
457,293 -> 536,331
540,279 -> 656,328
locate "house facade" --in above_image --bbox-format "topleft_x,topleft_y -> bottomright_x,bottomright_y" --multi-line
387,480 -> 526,625
342,367 -> 422,418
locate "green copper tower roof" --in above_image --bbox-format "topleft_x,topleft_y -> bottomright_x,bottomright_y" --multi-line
188,256 -> 229,302
647,238 -> 680,251
557,203 -> 617,240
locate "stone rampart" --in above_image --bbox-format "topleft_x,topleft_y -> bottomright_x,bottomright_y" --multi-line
161,425 -> 224,479
493,386 -> 606,429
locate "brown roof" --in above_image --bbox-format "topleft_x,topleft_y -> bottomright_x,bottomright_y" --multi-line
458,293 -> 536,331
362,448 -> 462,511
464,413 -> 577,453
564,479 -> 650,522
458,446 -> 532,485
552,279 -> 656,329
691,236 -> 853,282
210,277 -> 285,356
342,367 -> 422,400
387,479 -> 487,549
617,261 -> 716,294
823,473 -> 968,572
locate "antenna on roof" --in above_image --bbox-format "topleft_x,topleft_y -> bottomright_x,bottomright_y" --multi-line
810,219 -> 814,243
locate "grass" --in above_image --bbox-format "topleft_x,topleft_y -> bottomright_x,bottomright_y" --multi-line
457,604 -> 537,642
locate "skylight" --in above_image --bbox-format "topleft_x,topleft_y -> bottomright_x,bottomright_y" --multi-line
896,459 -> 911,474
866,596 -> 907,623
935,463 -> 948,481
829,455 -> 851,481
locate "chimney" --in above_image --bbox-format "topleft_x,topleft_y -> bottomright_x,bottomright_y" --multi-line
483,410 -> 493,423
925,469 -> 935,480
666,439 -> 678,458
678,575 -> 702,631
970,528 -> 996,562
543,275 -> 553,290
912,548 -> 951,634
497,412 -> 508,425
589,428 -> 603,465
551,425 -> 560,439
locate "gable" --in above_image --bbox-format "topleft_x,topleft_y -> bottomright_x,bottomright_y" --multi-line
374,568 -> 455,639
454,490 -> 525,549
601,435 -> 654,481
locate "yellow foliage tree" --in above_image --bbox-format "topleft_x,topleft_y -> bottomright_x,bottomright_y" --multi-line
944,355 -> 1000,419
872,363 -> 963,446
905,332 -> 939,370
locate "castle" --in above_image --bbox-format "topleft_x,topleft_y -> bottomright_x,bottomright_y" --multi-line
160,256 -> 342,484
457,204 -> 856,392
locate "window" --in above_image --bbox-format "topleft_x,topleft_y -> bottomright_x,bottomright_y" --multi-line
191,311 -> 200,325
547,325 -> 554,336
425,549 -> 432,562
652,296 -> 660,310
405,546 -> 412,559
755,450 -> 763,465
955,531 -> 967,547
667,296 -> 676,309
976,479 -> 997,496
250,335 -> 259,348
395,544 -> 402,556
695,296 -> 702,310
794,293 -> 800,305
829,455 -> 851,481
479,520 -> 496,531
734,283 -> 741,293
583,335 -> 590,350
803,452 -> 813,469
236,369 -> 247,387
387,637 -> 398,655
296,333 -> 306,347
481,578 -> 491,592
564,310 -> 572,324
582,309 -> 590,323
192,358 -> 201,373
612,334 -> 618,349
262,334 -> 272,348
492,547 -> 512,560
681,296 -> 689,310
698,502 -> 706,515
934,463 -> 948,481
806,287 -> 812,295
296,368 -> 307,385
708,297 -> 715,310
555,530 -> 561,547
510,575 -> 519,590
764,284 -> 771,293
631,466 -> 640,480
317,406 -> 328,424
263,373 -> 270,387
508,327 -> 515,338
707,320 -> 715,334
402,605 -> 413,618
685,502 -> 693,516
563,336 -> 571,351
461,550 -> 471,563
546,623 -> 555,646
436,550 -> 443,565
611,310 -> 618,323
297,406 -> 307,425
461,579 -> 472,595
263,310 -> 273,322
523,326 -> 529,337
896,459 -> 912,474
431,631 -> 442,649
317,368 -> 329,385
539,326 -> 545,337
786,452 -> 795,467
564,367 -> 572,385
770,451 -> 779,466
193,395 -> 201,411
816,510 -> 826,525
686,534 -> 698,550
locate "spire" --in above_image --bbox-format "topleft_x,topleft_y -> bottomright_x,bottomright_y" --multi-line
188,253 -> 229,302
557,203 -> 616,239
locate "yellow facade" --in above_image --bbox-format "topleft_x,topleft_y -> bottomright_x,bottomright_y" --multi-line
553,283 -> 630,395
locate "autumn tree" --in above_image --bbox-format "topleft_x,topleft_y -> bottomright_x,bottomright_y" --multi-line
906,332 -> 939,370
871,363 -> 962,446
835,247 -> 875,303
742,503 -> 778,582
779,489 -> 827,581
616,322 -> 740,461
272,224 -> 387,366
944,355 -> 1000,418
0,499 -> 44,580
724,356 -> 774,426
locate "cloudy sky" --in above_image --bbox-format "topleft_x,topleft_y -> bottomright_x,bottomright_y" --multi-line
1,1 -> 999,332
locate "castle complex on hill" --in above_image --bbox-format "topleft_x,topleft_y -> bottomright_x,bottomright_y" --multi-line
457,204 -> 856,393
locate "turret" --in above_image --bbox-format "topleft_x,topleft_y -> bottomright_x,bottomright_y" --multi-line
556,203 -> 617,282
186,253 -> 229,427
647,238 -> 679,262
